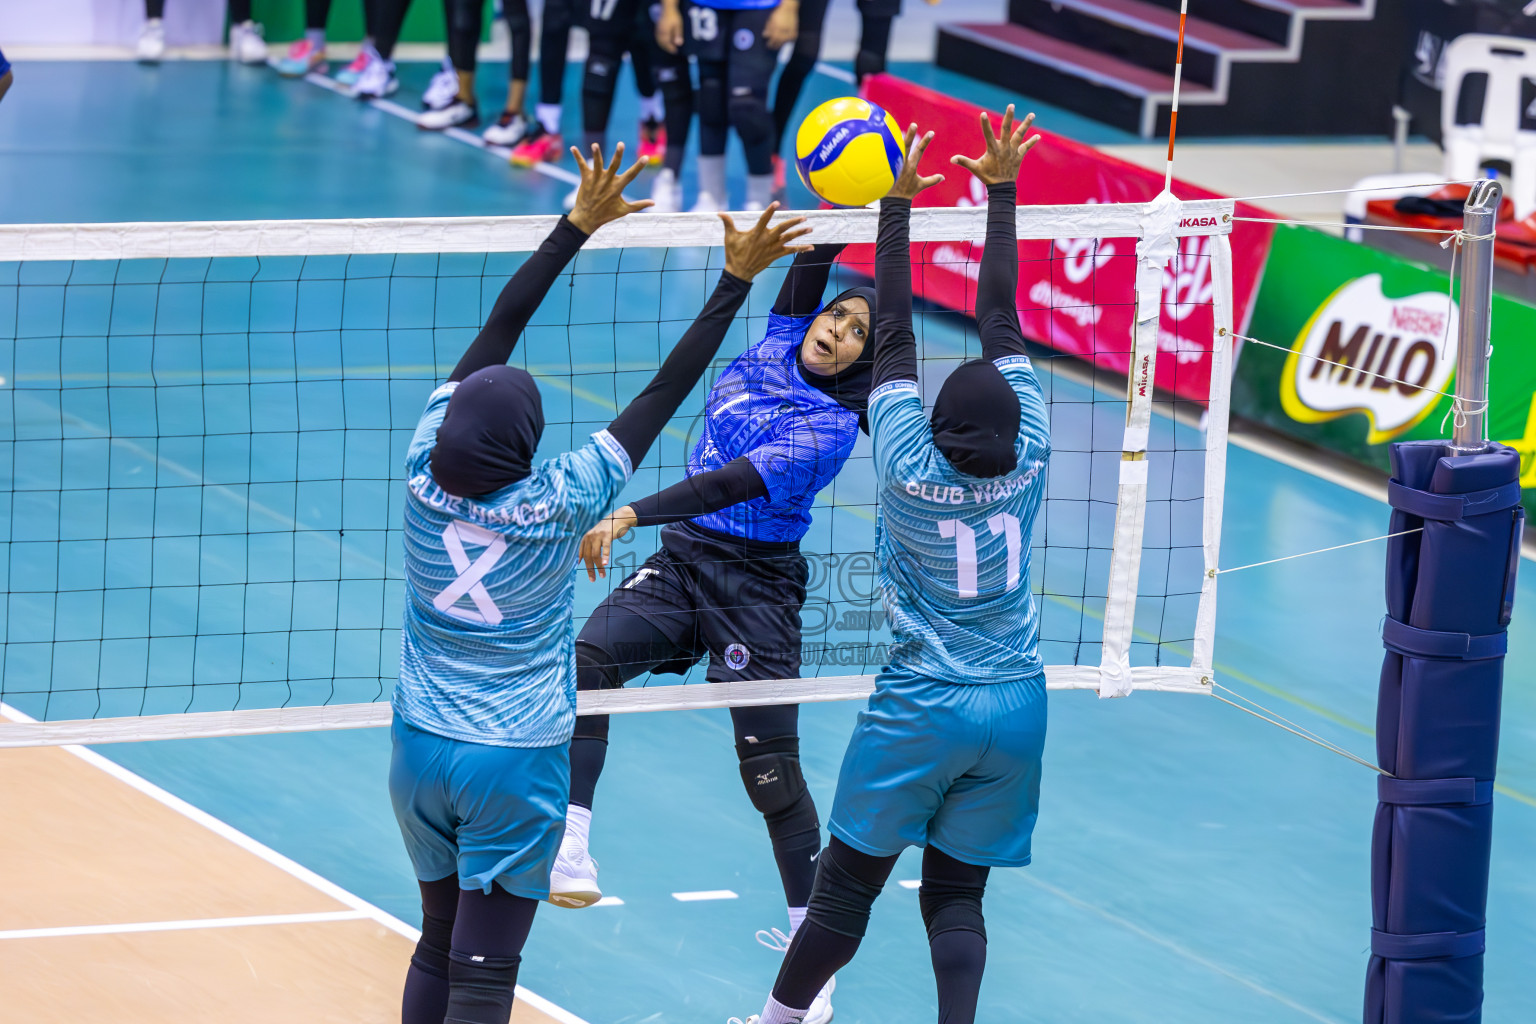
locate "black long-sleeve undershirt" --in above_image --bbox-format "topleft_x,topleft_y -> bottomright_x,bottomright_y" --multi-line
449,216 -> 589,383
627,456 -> 769,526
871,197 -> 918,389
978,181 -> 1028,362
606,271 -> 753,468
773,243 -> 848,317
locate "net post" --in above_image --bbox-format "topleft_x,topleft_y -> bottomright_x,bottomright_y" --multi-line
1190,231 -> 1234,685
1451,178 -> 1500,454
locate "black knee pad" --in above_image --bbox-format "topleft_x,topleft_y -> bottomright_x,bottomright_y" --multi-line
919,875 -> 987,943
410,910 -> 453,981
727,89 -> 772,144
575,640 -> 623,690
854,48 -> 886,83
807,843 -> 886,938
583,54 -> 621,99
737,741 -> 814,825
697,73 -> 727,127
445,951 -> 521,1024
543,0 -> 573,34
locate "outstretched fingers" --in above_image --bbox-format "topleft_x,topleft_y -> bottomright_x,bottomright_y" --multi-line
980,108 -> 998,150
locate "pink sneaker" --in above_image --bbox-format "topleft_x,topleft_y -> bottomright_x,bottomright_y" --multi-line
510,125 -> 565,167
273,38 -> 326,77
334,48 -> 371,87
637,118 -> 666,165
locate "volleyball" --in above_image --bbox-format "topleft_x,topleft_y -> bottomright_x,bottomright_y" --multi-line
794,97 -> 904,208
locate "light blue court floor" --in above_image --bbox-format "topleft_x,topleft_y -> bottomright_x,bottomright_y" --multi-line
3,59 -> 1536,1023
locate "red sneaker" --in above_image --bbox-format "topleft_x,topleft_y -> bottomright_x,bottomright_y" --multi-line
510,125 -> 565,167
637,117 -> 666,165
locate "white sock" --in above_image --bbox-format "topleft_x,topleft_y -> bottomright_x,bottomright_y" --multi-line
760,995 -> 809,1024
787,906 -> 807,937
305,28 -> 326,49
536,103 -> 562,135
564,804 -> 592,849
747,173 -> 774,207
639,93 -> 664,122
698,154 -> 727,200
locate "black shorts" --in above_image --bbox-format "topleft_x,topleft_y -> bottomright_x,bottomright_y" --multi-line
581,520 -> 808,683
683,2 -> 780,73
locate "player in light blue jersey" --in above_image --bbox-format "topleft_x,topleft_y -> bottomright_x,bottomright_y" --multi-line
734,108 -> 1046,1024
390,142 -> 813,1024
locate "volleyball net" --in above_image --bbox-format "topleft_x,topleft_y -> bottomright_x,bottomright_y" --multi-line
0,200 -> 1234,747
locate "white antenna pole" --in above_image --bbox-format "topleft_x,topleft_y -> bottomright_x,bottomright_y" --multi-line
1164,0 -> 1190,193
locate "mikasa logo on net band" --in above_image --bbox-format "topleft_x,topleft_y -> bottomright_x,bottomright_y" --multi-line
1279,274 -> 1458,444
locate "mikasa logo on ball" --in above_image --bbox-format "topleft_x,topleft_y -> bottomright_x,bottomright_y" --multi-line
1279,274 -> 1458,444
819,126 -> 852,162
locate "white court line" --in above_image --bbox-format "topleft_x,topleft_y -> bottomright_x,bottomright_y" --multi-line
897,879 -> 921,890
0,702 -> 591,1024
814,62 -> 858,84
0,910 -> 369,941
593,896 -> 626,907
303,72 -> 581,186
671,890 -> 739,902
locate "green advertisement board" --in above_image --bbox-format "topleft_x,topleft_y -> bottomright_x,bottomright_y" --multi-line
1232,225 -> 1536,513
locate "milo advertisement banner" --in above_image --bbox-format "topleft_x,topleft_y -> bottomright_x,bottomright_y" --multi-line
1233,225 -> 1536,510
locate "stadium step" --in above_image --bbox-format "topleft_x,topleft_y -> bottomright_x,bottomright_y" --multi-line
935,0 -> 1403,138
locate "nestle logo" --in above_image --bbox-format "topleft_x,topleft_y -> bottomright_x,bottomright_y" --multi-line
1388,305 -> 1446,336
1179,216 -> 1219,228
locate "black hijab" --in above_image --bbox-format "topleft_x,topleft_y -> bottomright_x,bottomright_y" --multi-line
795,286 -> 877,432
430,365 -> 545,498
931,359 -> 1019,478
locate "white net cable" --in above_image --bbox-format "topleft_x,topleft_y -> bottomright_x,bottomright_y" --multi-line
0,202 -> 1234,747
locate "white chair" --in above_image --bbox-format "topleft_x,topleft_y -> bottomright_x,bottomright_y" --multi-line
1441,33 -> 1536,219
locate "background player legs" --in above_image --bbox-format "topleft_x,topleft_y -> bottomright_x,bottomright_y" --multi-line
919,845 -> 990,1024
580,7 -> 631,154
353,0 -> 411,95
403,875 -> 542,1024
854,0 -> 896,84
423,0 -> 486,128
484,0 -> 534,144
512,0 -> 575,162
769,0 -> 829,200
629,11 -> 666,162
651,44 -> 692,210
694,55 -> 730,210
726,27 -> 780,210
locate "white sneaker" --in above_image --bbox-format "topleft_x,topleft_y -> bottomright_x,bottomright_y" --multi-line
229,21 -> 268,65
482,112 -> 529,147
422,58 -> 458,110
755,928 -> 835,1024
650,168 -> 682,213
137,19 -> 166,64
351,53 -> 398,99
547,828 -> 601,908
419,100 -> 479,131
691,190 -> 723,213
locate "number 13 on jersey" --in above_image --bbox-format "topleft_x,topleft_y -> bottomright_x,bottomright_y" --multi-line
939,514 -> 1022,599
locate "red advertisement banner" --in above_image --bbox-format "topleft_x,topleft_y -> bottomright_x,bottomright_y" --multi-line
855,75 -> 1276,404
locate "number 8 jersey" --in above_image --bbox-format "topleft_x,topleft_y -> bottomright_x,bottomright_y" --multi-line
868,355 -> 1051,686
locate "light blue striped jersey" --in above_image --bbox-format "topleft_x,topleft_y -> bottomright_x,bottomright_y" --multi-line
395,383 -> 632,747
869,356 -> 1051,685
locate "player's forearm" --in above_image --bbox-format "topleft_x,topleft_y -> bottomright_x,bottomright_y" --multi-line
872,197 -> 918,387
978,181 -> 1028,361
628,457 -> 769,526
772,243 -> 847,317
607,270 -> 753,465
448,216 -> 589,383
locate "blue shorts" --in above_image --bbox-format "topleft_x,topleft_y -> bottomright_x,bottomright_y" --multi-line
388,714 -> 569,899
828,672 -> 1047,868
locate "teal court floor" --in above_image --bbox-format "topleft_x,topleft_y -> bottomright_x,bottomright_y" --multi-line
2,58 -> 1535,1024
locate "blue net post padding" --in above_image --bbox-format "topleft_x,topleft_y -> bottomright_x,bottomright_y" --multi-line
1366,441 -> 1524,1023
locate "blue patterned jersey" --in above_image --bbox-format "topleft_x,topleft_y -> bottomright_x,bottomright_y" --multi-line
869,356 -> 1051,685
395,383 -> 632,747
689,310 -> 861,543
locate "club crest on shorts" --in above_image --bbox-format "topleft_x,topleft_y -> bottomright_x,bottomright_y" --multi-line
733,28 -> 754,51
724,643 -> 751,670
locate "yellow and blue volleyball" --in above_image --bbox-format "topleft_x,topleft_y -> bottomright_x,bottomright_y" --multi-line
794,97 -> 904,208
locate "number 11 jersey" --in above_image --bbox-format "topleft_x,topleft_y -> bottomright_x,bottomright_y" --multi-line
868,355 -> 1051,686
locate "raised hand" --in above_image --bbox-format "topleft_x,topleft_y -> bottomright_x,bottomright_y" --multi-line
567,143 -> 653,234
721,202 -> 814,281
763,0 -> 799,48
579,506 -> 637,580
887,124 -> 945,201
950,105 -> 1038,186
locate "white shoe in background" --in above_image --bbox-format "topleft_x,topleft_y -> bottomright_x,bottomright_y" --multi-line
650,168 -> 682,213
547,826 -> 601,908
137,19 -> 166,64
422,58 -> 459,111
482,112 -> 530,147
690,191 -> 723,214
351,53 -> 399,99
418,100 -> 479,131
229,21 -> 268,65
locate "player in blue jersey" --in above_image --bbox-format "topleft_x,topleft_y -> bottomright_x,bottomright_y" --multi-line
390,142 -> 812,1024
733,108 -> 1046,1024
656,0 -> 796,210
0,47 -> 11,105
